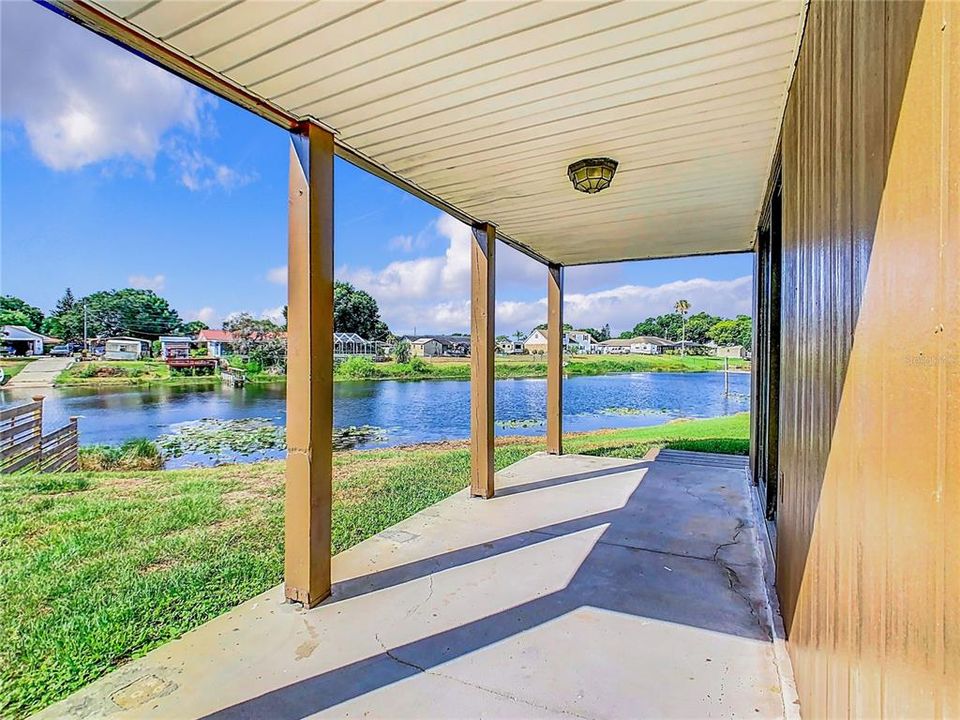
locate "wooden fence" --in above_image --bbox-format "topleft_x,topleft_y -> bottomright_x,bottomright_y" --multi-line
0,396 -> 79,474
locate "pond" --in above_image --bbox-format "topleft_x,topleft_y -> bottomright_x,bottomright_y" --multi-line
1,372 -> 750,467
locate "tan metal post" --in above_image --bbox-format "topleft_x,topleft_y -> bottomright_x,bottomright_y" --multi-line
546,264 -> 564,455
284,120 -> 335,608
470,222 -> 496,498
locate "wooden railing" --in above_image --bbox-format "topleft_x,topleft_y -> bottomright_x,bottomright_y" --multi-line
0,396 -> 79,474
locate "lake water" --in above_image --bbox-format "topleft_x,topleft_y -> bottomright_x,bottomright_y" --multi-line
1,372 -> 750,466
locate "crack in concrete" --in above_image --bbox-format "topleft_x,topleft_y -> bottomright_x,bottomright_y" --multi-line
375,633 -> 429,673
527,528 -> 755,567
676,479 -> 737,516
374,634 -> 595,719
710,519 -> 771,640
404,574 -> 435,619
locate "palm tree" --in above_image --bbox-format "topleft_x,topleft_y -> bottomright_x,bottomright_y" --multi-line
513,330 -> 526,342
674,299 -> 691,356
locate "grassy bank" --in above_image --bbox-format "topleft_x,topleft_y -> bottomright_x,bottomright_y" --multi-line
0,357 -> 36,380
1,413 -> 747,718
55,354 -> 748,387
55,361 -> 219,387
328,353 -> 749,383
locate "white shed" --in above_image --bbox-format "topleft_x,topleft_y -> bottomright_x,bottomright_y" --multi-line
105,337 -> 146,360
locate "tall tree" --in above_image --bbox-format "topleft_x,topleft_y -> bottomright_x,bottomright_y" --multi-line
534,322 -> 572,332
54,288 -> 77,317
632,314 -> 682,340
78,289 -> 181,339
674,299 -> 691,355
182,320 -> 209,336
42,288 -> 82,341
684,312 -> 722,344
0,296 -> 44,332
223,313 -> 287,372
393,338 -> 412,363
708,315 -> 753,347
333,281 -> 390,340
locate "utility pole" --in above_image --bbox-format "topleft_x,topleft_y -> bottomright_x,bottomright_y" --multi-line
83,303 -> 88,352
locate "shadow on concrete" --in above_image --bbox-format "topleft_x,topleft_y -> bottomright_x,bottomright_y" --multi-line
493,459 -> 650,497
203,458 -> 769,720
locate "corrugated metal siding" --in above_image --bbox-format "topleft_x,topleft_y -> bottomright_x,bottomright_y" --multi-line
775,1 -> 959,717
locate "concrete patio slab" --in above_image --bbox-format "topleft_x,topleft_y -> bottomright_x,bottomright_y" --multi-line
35,452 -> 795,720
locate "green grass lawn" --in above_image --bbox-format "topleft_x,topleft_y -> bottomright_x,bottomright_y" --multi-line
55,361 -> 217,387
0,357 -> 36,380
327,353 -> 749,384
0,413 -> 748,718
53,354 -> 748,387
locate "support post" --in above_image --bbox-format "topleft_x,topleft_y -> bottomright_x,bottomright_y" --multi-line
284,121 -> 335,608
546,264 -> 564,455
470,222 -> 495,498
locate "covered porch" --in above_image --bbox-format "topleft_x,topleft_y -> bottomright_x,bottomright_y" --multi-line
36,450 -> 794,719
31,0 -> 959,716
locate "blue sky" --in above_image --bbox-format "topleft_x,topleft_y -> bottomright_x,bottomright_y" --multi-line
1,1 -> 752,337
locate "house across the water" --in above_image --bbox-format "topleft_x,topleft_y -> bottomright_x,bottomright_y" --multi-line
630,336 -> 674,355
197,329 -> 236,358
716,344 -> 750,360
406,335 -> 471,357
597,336 -> 674,355
1,325 -> 58,356
104,337 -> 147,360
158,336 -> 192,360
524,329 -> 598,355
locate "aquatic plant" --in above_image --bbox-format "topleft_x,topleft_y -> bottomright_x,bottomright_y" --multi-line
597,407 -> 667,416
156,417 -> 385,461
495,418 -> 544,429
157,418 -> 285,460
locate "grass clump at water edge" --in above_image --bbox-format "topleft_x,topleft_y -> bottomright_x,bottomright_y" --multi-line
78,438 -> 164,471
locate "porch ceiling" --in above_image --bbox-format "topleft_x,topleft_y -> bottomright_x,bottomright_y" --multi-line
65,0 -> 805,265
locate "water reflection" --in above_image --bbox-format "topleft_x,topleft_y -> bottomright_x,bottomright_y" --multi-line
1,372 -> 750,466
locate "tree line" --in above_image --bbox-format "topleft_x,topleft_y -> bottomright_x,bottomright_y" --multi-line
0,280 -> 392,344
622,311 -> 751,347
502,311 -> 751,348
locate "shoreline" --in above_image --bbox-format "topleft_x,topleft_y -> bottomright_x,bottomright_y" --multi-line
47,355 -> 751,389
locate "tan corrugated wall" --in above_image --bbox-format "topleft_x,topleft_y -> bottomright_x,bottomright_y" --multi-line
776,1 -> 958,717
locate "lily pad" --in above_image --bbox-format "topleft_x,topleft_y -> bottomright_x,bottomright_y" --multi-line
156,417 -> 386,461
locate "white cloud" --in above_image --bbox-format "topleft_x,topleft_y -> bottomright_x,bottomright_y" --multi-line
266,266 -> 288,285
1,2 -> 201,170
338,213 -> 752,335
0,1 -> 254,191
186,307 -> 217,325
225,307 -> 286,325
562,276 -> 752,333
168,142 -> 256,192
128,274 -> 166,292
260,306 -> 286,325
388,235 -> 415,252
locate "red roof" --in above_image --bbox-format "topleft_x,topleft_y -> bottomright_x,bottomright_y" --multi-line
198,329 -> 235,342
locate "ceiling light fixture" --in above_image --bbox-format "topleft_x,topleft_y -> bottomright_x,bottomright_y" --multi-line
567,157 -> 618,194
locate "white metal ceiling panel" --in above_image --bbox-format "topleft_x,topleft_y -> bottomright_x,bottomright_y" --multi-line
87,0 -> 805,265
